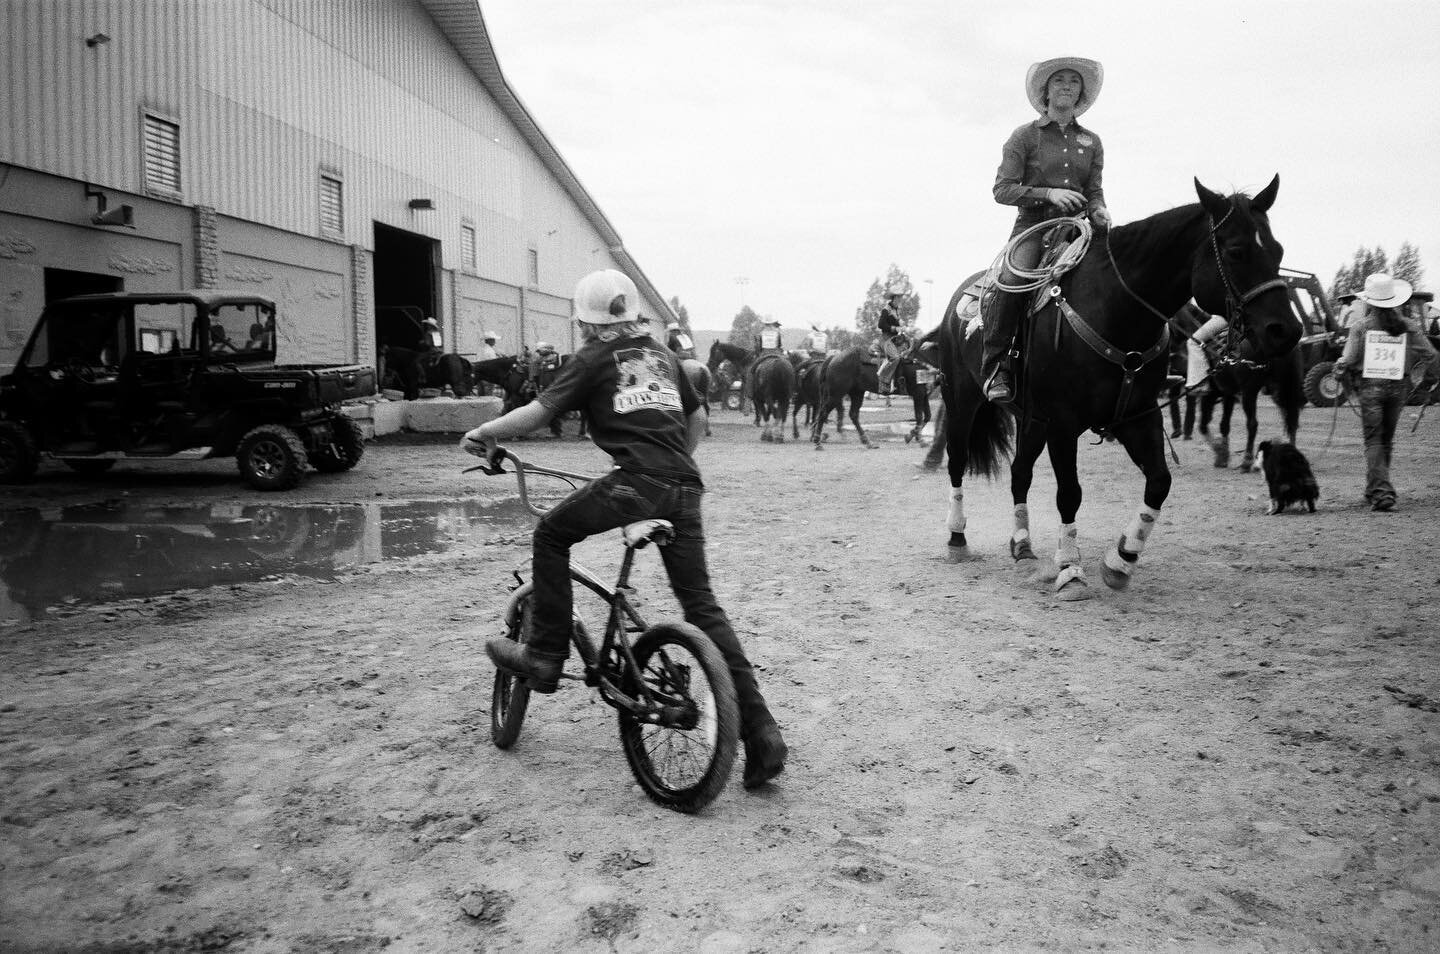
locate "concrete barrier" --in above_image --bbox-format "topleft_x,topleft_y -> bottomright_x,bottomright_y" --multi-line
343,395 -> 503,438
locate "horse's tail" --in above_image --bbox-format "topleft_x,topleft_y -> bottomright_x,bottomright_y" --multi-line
964,400 -> 1015,479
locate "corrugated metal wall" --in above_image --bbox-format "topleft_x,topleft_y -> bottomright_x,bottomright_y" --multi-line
1,0 -> 626,303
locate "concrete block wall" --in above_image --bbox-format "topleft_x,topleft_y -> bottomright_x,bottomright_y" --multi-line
343,395 -> 502,438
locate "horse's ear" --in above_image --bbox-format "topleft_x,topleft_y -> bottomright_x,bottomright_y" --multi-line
1193,178 -> 1228,219
1252,174 -> 1280,214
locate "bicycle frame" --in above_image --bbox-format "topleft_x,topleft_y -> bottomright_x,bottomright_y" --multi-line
471,451 -> 697,726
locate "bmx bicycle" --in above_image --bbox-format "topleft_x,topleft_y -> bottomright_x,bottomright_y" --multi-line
467,447 -> 740,813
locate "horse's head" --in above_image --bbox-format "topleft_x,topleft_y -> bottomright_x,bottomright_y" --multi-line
707,339 -> 725,373
1191,175 -> 1300,360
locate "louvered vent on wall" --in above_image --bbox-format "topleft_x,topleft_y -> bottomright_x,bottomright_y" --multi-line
143,114 -> 181,194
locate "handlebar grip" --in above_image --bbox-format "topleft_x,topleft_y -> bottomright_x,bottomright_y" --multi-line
478,445 -> 511,476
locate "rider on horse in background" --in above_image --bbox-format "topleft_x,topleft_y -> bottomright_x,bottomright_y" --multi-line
981,56 -> 1113,405
876,296 -> 906,395
802,324 -> 829,360
529,342 -> 561,394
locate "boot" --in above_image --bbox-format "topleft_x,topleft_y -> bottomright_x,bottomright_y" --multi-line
732,669 -> 786,789
979,290 -> 1019,404
486,637 -> 563,693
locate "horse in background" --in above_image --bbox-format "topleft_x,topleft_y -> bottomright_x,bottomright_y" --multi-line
750,353 -> 796,442
790,352 -> 826,436
679,358 -> 714,437
892,352 -> 933,444
934,176 -> 1299,600
707,341 -> 756,419
472,356 -> 531,412
810,346 -> 881,449
1198,349 -> 1305,470
380,346 -> 473,400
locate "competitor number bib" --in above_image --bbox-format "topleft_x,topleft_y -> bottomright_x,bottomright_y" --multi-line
1362,330 -> 1404,380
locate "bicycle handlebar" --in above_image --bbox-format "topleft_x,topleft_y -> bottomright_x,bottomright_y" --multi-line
462,444 -> 594,516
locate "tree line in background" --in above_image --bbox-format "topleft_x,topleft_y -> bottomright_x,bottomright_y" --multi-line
720,263 -> 925,352
1329,242 -> 1423,300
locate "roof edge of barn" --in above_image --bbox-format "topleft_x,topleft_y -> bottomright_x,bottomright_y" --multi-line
417,0 -> 677,324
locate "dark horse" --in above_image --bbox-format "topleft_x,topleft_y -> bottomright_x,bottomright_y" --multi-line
934,176 -> 1300,599
810,346 -> 881,449
707,341 -> 755,420
892,352 -> 932,443
380,346 -> 474,400
471,356 -> 531,412
678,357 -> 714,437
749,354 -> 796,442
1198,349 -> 1305,470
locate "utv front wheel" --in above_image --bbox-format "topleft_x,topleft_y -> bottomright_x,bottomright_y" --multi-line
309,415 -> 366,473
1303,360 -> 1345,408
237,424 -> 308,491
0,421 -> 39,483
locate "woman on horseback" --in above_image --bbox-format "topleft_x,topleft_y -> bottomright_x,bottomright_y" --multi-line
876,298 -> 904,395
982,56 -> 1113,404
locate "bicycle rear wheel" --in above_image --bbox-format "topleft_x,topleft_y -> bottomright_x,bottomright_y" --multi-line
490,584 -> 533,748
618,622 -> 739,813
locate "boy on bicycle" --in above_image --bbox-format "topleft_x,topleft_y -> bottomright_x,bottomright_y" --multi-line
462,269 -> 787,789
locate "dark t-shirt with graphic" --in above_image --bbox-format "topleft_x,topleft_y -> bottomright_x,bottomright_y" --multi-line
538,335 -> 701,481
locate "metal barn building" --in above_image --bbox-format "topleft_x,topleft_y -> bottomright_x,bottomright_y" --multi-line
0,0 -> 675,370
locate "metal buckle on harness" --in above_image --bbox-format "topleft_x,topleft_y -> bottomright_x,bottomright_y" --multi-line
1120,351 -> 1147,374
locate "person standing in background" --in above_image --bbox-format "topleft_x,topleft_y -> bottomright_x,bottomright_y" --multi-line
1333,273 -> 1438,511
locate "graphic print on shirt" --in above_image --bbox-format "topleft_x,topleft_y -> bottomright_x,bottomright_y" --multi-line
612,346 -> 683,414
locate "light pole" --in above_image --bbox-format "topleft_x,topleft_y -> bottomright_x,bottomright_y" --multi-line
735,276 -> 750,309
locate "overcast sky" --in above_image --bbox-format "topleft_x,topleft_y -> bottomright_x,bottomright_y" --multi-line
480,0 -> 1440,332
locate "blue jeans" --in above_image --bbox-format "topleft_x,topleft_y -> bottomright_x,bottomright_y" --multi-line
528,470 -> 763,713
1358,380 -> 1405,503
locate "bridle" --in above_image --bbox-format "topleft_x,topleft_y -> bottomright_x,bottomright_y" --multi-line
1103,199 -> 1287,370
1203,201 -> 1289,365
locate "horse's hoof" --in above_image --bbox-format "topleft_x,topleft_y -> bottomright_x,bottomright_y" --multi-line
904,431 -> 914,444
1010,539 -> 1037,562
1054,564 -> 1091,601
1101,564 -> 1133,590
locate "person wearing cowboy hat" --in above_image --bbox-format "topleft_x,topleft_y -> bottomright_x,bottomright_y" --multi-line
419,316 -> 443,351
1335,291 -> 1365,332
478,331 -> 500,362
753,318 -> 784,356
980,56 -> 1112,404
1333,272 -> 1438,511
876,296 -> 906,394
664,318 -> 695,359
462,268 -> 787,789
803,323 -> 829,358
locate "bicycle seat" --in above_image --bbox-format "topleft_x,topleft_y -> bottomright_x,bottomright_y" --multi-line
623,519 -> 675,549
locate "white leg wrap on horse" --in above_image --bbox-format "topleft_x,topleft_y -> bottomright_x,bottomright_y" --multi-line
947,486 -> 967,534
1122,506 -> 1160,556
1012,504 -> 1030,543
1055,523 -> 1080,568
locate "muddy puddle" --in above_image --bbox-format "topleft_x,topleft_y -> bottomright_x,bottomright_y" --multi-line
0,498 -> 532,623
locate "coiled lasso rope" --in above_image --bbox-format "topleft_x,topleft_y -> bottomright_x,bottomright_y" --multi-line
989,216 -> 1095,294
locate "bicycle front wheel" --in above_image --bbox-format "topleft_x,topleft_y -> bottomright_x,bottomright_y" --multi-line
618,623 -> 739,813
490,584 -> 534,749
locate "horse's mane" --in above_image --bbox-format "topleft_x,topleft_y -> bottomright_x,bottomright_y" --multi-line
1105,202 -> 1205,260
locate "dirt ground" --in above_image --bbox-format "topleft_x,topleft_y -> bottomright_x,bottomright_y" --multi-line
1,398 -> 1438,953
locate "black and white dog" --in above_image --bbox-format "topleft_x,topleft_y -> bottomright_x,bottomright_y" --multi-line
1255,439 -> 1319,514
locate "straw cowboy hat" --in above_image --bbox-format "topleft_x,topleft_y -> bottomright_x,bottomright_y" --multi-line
572,269 -> 641,325
1357,272 -> 1413,309
1026,56 -> 1104,116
